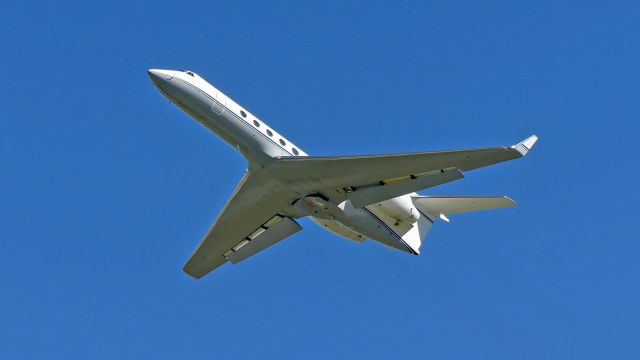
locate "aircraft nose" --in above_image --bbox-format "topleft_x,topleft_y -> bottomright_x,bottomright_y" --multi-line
147,69 -> 174,83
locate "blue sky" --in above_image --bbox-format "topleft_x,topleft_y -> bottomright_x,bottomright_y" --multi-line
1,1 -> 638,358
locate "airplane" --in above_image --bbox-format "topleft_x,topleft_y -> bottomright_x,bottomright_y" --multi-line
148,68 -> 538,279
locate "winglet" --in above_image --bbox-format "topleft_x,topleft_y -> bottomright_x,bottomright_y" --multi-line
511,135 -> 538,156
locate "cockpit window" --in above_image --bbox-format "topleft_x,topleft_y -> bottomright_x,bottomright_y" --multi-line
179,70 -> 195,77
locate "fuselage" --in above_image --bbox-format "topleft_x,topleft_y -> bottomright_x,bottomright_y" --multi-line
148,69 -> 423,254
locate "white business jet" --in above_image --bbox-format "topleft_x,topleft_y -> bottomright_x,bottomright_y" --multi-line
148,69 -> 537,279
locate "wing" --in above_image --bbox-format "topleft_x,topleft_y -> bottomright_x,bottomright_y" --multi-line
183,170 -> 302,279
267,135 -> 538,204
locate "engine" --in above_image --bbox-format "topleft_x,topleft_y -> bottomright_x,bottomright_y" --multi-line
376,195 -> 421,223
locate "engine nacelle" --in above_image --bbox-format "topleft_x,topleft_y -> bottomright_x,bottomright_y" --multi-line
376,195 -> 421,223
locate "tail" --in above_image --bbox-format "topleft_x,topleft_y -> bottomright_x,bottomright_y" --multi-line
397,196 -> 517,254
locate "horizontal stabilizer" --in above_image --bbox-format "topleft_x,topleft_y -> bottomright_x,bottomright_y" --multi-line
412,196 -> 516,218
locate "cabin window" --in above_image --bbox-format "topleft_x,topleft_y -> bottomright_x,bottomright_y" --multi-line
253,120 -> 260,127
279,139 -> 286,146
266,129 -> 273,136
240,110 -> 247,118
292,147 -> 299,155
